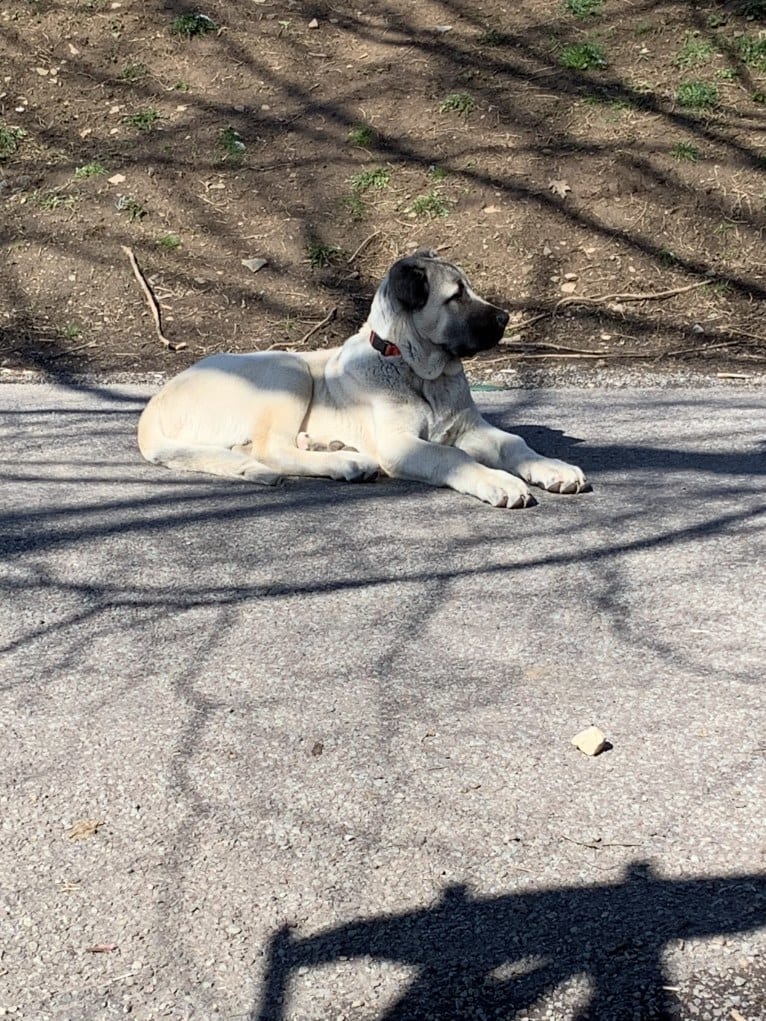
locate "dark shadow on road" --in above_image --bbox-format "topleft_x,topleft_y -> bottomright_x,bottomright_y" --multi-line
251,864 -> 766,1020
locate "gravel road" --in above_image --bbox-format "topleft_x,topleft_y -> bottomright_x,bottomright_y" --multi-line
1,380 -> 765,1021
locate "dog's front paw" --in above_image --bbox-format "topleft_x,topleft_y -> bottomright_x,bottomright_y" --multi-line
473,468 -> 532,508
338,454 -> 379,482
523,458 -> 588,494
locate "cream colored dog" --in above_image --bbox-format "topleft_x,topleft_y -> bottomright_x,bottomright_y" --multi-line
138,250 -> 587,507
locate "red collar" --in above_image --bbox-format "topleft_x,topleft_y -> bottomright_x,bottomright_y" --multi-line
370,330 -> 401,358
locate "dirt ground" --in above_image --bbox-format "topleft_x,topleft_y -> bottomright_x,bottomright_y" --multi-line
1,0 -> 765,381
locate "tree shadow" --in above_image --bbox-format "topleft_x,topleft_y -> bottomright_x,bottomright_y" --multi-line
252,864 -> 766,1019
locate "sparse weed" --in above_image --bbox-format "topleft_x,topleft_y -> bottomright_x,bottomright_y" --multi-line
677,36 -> 714,69
715,67 -> 740,82
738,35 -> 766,71
350,167 -> 390,191
672,142 -> 701,161
565,0 -> 603,18
156,234 -> 181,250
219,126 -> 246,160
74,162 -> 106,178
428,165 -> 448,181
123,108 -> 160,131
348,124 -> 375,146
61,323 -> 81,340
307,242 -> 342,268
173,80 -> 190,92
0,123 -> 26,159
560,41 -> 607,70
39,193 -> 78,211
116,195 -> 147,221
343,194 -> 366,220
677,81 -> 719,109
171,12 -> 216,38
121,62 -> 147,82
409,192 -> 450,218
477,28 -> 510,45
439,93 -> 475,116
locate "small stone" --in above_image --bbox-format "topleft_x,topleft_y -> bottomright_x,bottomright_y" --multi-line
108,173 -> 126,185
308,18 -> 319,29
560,281 -> 577,294
564,272 -> 578,281
571,726 -> 608,756
241,257 -> 268,273
225,925 -> 241,936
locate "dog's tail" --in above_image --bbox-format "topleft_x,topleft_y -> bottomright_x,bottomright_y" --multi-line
137,400 -> 281,485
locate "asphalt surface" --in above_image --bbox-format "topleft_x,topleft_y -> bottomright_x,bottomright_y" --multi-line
1,380 -> 765,1021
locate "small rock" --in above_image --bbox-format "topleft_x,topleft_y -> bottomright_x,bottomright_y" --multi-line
108,173 -> 126,185
560,281 -> 577,294
564,272 -> 578,281
225,925 -> 241,936
571,726 -> 608,756
308,18 -> 319,29
241,257 -> 268,273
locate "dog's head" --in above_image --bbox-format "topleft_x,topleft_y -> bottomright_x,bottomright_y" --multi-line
368,250 -> 509,379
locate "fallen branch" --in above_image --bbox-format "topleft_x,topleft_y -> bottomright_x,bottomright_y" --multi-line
553,279 -> 711,313
347,231 -> 381,264
511,279 -> 713,333
121,245 -> 186,351
297,306 -> 337,346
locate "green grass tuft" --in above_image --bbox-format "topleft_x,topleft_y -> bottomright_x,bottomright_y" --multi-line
677,81 -> 719,109
0,122 -> 26,159
565,0 -> 603,18
121,62 -> 147,82
123,108 -> 160,131
74,162 -> 106,179
156,234 -> 181,250
439,93 -> 475,115
348,124 -> 375,146
350,167 -> 391,191
219,126 -> 246,160
560,41 -> 608,70
307,242 -> 342,268
677,36 -> 714,69
171,13 -> 217,38
409,192 -> 450,218
671,142 -> 701,161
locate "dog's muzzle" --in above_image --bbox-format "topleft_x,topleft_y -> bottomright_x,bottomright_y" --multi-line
446,306 -> 510,358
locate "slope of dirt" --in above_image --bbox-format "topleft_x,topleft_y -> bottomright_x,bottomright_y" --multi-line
1,0 -> 765,380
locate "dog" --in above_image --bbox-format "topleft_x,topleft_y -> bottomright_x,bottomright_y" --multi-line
137,250 -> 587,507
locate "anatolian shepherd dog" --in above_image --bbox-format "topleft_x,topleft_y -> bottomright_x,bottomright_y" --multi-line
138,250 -> 587,507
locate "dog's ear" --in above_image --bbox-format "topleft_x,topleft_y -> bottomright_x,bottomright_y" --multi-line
388,258 -> 429,311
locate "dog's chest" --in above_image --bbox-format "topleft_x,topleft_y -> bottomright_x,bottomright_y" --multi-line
419,376 -> 474,444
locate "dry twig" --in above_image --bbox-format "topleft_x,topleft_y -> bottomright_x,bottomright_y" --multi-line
298,306 -> 337,346
121,245 -> 186,351
347,231 -> 381,264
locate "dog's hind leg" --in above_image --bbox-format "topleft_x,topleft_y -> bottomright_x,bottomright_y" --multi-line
144,441 -> 283,485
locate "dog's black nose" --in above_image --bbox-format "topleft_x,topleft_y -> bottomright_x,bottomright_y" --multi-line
496,310 -> 510,330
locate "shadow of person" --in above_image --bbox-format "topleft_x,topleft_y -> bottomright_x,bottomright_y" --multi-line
252,861 -> 766,1020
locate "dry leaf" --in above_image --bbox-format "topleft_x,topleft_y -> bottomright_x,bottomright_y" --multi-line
311,741 -> 324,757
86,943 -> 118,953
548,179 -> 571,199
68,819 -> 103,841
